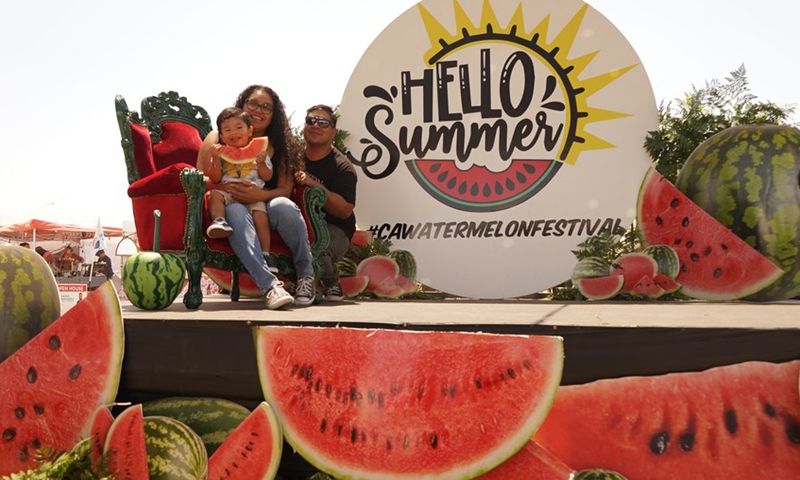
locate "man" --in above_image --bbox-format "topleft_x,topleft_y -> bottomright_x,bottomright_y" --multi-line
296,105 -> 357,301
95,249 -> 122,293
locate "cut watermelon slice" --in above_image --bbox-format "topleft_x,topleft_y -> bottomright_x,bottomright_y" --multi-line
340,275 -> 369,297
104,404 -> 148,480
219,136 -> 269,164
534,360 -> 800,479
0,281 -> 124,475
208,401 -> 283,480
637,168 -> 783,300
254,326 -> 564,480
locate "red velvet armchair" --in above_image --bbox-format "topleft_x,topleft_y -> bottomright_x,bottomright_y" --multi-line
115,91 -> 329,309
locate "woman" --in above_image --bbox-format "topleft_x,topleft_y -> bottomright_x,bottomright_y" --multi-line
197,85 -> 316,309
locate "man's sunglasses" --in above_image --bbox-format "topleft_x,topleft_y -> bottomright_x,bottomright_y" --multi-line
305,116 -> 334,128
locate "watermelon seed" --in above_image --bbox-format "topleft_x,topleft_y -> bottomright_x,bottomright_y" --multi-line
507,367 -> 516,379
682,217 -> 690,227
337,425 -> 343,436
225,468 -> 231,476
320,418 -> 327,433
506,177 -> 515,192
673,239 -> 682,246
494,181 -> 504,196
18,445 -> 28,462
725,410 -> 738,434
686,241 -> 694,249
516,171 -> 527,184
69,364 -> 82,380
655,216 -> 663,226
458,181 -> 468,195
315,379 -> 322,392
681,264 -> 688,273
33,404 -> 44,415
679,431 -> 695,451
446,177 -> 457,190
429,163 -> 441,174
350,386 -> 357,401
649,431 -> 669,454
291,364 -> 299,377
482,183 -> 492,198
417,384 -> 425,400
390,383 -> 400,396
14,407 -> 24,419
670,198 -> 679,208
475,376 -> 483,389
437,171 -> 449,183
430,433 -> 438,449
449,385 -> 457,398
523,359 -> 532,370
26,367 -> 37,384
690,253 -> 700,262
386,439 -> 393,451
48,335 -> 61,350
305,365 -> 313,380
378,393 -> 385,408
714,268 -> 723,279
470,183 -> 479,197
306,381 -> 313,392
245,444 -> 253,451
721,243 -> 729,250
786,419 -> 800,444
403,435 -> 409,449
2,428 -> 15,441
325,383 -> 332,397
368,390 -> 376,403
523,163 -> 537,174
31,438 -> 40,449
704,246 -> 712,256
351,427 -> 358,443
764,403 -> 777,418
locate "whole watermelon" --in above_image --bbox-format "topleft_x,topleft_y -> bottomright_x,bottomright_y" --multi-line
0,245 -> 61,362
676,124 -> 800,301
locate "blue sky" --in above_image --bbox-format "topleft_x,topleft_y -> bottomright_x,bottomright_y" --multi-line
0,0 -> 796,229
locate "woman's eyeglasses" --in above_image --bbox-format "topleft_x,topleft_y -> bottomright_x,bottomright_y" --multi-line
244,99 -> 274,114
305,116 -> 333,128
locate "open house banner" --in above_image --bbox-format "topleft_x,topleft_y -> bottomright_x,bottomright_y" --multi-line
340,0 -> 657,298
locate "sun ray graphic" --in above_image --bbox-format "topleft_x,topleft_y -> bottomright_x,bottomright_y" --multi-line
418,0 -> 635,165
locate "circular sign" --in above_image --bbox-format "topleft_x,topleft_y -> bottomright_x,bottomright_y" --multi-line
340,0 -> 657,298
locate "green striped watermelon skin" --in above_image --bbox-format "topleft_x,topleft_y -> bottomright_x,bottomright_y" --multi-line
142,397 -> 250,456
387,250 -> 417,280
0,245 -> 61,362
675,124 -> 800,301
122,252 -> 186,310
144,415 -> 208,480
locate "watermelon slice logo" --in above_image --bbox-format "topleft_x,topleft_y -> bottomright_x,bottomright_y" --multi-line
395,2 -> 633,212
406,159 -> 562,212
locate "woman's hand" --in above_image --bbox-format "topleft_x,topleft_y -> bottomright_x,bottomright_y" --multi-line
295,171 -> 318,188
228,181 -> 267,204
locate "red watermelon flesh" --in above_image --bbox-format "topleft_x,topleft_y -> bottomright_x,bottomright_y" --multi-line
476,439 -> 574,479
355,256 -> 400,292
575,275 -> 624,300
533,360 -> 800,480
89,406 -> 115,463
374,275 -> 416,298
0,281 -> 124,475
340,275 -> 369,297
104,404 -> 148,480
219,136 -> 269,164
637,168 -> 783,301
609,253 -> 659,293
629,275 -> 665,299
208,401 -> 283,480
652,273 -> 681,294
203,267 -> 263,297
255,326 -> 564,480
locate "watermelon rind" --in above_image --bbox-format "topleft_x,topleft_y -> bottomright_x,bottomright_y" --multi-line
208,401 -> 283,480
89,406 -> 115,464
571,257 -> 612,281
144,415 -> 208,480
387,250 -> 417,280
254,326 -> 564,480
340,275 -> 369,297
642,244 -> 680,280
142,396 -> 250,456
637,168 -> 784,301
0,280 -> 124,475
574,469 -> 628,480
123,252 -> 186,310
355,256 -> 400,292
0,244 -> 62,363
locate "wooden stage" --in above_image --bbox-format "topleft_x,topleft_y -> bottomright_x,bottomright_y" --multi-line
119,294 -> 800,408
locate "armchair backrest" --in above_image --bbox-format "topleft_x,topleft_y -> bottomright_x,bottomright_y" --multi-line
115,91 -> 212,184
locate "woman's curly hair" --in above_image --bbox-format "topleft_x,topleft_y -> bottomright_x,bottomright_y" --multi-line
234,85 -> 303,180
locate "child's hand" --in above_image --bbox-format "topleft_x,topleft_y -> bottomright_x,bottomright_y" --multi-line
210,144 -> 223,161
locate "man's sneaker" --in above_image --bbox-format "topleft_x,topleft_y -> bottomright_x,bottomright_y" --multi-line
262,252 -> 279,273
265,282 -> 294,310
323,282 -> 344,302
293,276 -> 315,307
206,217 -> 233,239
